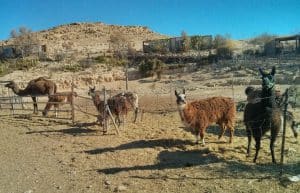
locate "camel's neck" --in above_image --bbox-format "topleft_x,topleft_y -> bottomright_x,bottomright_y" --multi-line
9,83 -> 30,96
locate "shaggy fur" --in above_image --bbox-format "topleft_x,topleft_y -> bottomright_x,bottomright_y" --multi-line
245,87 -> 298,138
244,66 -> 282,163
113,92 -> 139,122
175,89 -> 236,145
88,87 -> 129,127
42,92 -> 77,117
5,77 -> 57,114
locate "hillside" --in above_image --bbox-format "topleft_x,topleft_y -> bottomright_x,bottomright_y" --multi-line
1,22 -> 168,59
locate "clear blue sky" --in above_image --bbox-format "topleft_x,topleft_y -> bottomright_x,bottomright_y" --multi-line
1,0 -> 299,40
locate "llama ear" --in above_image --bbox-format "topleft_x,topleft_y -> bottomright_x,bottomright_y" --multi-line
259,68 -> 265,76
183,88 -> 185,94
175,90 -> 179,97
271,66 -> 276,75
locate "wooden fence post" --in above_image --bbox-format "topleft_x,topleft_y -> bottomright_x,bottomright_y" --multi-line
280,88 -> 289,175
103,87 -> 108,134
125,62 -> 128,91
103,87 -> 120,135
71,78 -> 75,125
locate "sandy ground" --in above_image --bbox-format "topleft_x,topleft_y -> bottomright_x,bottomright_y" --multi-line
0,65 -> 299,193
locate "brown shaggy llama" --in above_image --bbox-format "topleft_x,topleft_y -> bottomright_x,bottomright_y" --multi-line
42,92 -> 77,117
175,89 -> 236,145
88,87 -> 129,127
5,77 -> 57,114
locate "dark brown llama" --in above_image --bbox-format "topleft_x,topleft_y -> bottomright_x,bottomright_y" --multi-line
245,86 -> 298,138
88,87 -> 129,127
5,77 -> 57,114
42,92 -> 77,117
175,89 -> 236,145
244,66 -> 282,163
112,92 -> 139,123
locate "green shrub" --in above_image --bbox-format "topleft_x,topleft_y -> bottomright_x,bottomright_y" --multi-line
15,58 -> 38,70
139,59 -> 154,77
95,55 -> 106,63
138,58 -> 165,80
61,63 -> 83,72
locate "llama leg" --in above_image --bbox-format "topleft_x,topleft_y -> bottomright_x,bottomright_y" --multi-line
218,123 -> 226,141
246,126 -> 252,157
195,128 -> 201,144
195,134 -> 200,144
228,125 -> 234,144
270,128 -> 279,164
253,136 -> 261,163
291,121 -> 298,138
200,130 -> 205,145
133,108 -> 139,123
115,115 -> 121,127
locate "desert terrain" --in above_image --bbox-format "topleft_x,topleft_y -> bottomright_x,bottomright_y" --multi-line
0,59 -> 299,193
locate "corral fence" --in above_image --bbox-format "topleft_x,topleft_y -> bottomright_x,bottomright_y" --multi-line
0,55 -> 299,177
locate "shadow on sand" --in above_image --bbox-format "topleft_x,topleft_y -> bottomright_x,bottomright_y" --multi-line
26,126 -> 98,136
84,138 -> 300,182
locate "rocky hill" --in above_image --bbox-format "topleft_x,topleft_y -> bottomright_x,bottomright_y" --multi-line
1,22 -> 168,59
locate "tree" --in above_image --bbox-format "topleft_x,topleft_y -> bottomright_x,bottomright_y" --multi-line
10,26 -> 39,57
249,33 -> 276,45
214,34 -> 234,59
181,31 -> 191,52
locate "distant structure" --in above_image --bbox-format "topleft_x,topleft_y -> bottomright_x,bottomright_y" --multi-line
143,35 -> 213,53
0,43 -> 46,58
265,34 -> 300,55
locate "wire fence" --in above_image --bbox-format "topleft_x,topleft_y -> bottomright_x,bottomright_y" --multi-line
0,56 -> 299,173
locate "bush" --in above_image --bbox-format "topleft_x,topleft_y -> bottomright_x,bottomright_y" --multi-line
54,53 -> 66,62
216,47 -> 233,59
139,60 -> 153,77
60,63 -> 83,72
95,55 -> 106,63
249,33 -> 276,45
138,58 -> 165,80
0,58 -> 38,76
15,58 -> 38,70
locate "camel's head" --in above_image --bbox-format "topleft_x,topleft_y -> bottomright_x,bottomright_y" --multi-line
4,81 -> 16,89
175,89 -> 186,106
259,66 -> 276,90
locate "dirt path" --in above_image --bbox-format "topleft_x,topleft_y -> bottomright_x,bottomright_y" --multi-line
0,108 -> 299,193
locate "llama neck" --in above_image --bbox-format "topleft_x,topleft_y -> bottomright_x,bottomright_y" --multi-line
177,103 -> 188,122
261,87 -> 276,108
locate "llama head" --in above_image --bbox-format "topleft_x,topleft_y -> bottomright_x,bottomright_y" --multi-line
245,86 -> 255,96
88,86 -> 96,97
175,89 -> 186,105
259,66 -> 276,90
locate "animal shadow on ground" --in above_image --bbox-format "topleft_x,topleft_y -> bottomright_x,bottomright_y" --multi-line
26,126 -> 98,136
85,139 -> 195,155
138,79 -> 156,83
89,139 -> 300,181
130,157 -> 300,182
97,149 -> 223,175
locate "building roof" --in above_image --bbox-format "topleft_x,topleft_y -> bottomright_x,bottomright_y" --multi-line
275,34 -> 300,41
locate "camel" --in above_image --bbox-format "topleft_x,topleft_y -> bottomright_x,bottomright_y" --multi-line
5,77 -> 57,114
